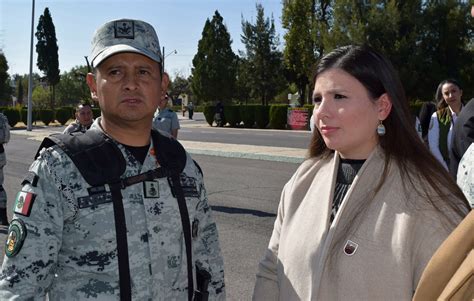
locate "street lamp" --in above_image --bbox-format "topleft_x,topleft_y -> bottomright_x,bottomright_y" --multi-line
27,0 -> 35,131
162,47 -> 177,72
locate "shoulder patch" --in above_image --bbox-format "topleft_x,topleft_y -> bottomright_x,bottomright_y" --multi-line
21,171 -> 39,187
5,219 -> 27,257
13,191 -> 36,217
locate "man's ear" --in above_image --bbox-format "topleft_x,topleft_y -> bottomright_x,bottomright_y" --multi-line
377,93 -> 392,120
86,73 -> 98,101
161,72 -> 170,92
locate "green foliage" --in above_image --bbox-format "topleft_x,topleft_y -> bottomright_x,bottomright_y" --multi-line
55,107 -> 72,125
39,109 -> 54,125
224,105 -> 241,127
409,100 -> 424,116
169,75 -> 191,102
203,105 -> 216,126
241,4 -> 286,105
0,53 -> 12,104
36,7 -> 60,108
239,105 -> 256,128
1,107 -> 20,127
56,65 -> 92,106
92,107 -> 101,119
269,104 -> 288,129
191,11 -> 237,103
282,0 -> 326,105
32,85 -> 52,109
20,108 -> 38,124
254,105 -> 270,129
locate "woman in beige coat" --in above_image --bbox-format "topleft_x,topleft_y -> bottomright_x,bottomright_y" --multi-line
253,45 -> 470,300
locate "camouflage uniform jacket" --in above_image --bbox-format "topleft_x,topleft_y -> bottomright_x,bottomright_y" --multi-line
62,120 -> 93,134
0,121 -> 226,300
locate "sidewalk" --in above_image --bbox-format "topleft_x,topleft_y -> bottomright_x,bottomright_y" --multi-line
12,120 -> 307,164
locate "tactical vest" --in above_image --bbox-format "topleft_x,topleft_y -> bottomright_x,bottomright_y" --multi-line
36,129 -> 209,301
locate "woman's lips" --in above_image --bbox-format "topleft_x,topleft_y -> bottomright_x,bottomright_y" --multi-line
320,125 -> 338,134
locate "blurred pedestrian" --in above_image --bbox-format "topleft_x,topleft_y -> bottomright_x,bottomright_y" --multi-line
215,101 -> 224,127
449,98 -> 474,179
187,101 -> 194,120
428,79 -> 464,170
253,45 -> 470,300
152,93 -> 180,138
418,101 -> 436,146
0,112 -> 10,226
62,103 -> 94,134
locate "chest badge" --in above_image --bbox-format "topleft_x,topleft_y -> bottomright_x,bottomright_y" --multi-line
143,181 -> 160,198
343,240 -> 358,256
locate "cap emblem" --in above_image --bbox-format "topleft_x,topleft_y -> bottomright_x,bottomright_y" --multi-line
115,21 -> 134,39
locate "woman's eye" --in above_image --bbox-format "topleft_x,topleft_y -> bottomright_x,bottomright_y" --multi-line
313,96 -> 322,104
334,94 -> 346,99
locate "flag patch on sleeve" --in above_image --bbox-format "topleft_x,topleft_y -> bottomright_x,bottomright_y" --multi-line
14,191 -> 36,217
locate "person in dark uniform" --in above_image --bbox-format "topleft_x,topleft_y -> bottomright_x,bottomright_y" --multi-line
449,98 -> 474,178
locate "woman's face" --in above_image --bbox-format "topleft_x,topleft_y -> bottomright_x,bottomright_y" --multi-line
312,68 -> 391,159
441,83 -> 462,108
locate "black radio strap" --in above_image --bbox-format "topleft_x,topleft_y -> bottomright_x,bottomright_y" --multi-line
109,182 -> 132,301
169,174 -> 194,301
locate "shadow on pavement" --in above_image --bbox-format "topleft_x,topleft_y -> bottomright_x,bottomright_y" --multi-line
211,205 -> 276,217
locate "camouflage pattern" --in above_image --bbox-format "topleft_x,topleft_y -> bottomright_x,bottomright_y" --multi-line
90,19 -> 162,68
152,108 -> 180,136
457,143 -> 474,208
62,120 -> 92,134
0,119 -> 226,300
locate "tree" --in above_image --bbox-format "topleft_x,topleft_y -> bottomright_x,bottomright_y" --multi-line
0,52 -> 11,104
169,74 -> 191,102
17,77 -> 24,105
191,10 -> 237,103
241,4 -> 286,105
234,56 -> 252,104
36,7 -> 60,108
282,0 -> 330,105
55,66 -> 92,106
417,0 -> 474,101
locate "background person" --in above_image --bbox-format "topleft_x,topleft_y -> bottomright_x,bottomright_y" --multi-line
152,93 -> 180,138
449,98 -> 474,179
62,103 -> 94,134
215,100 -> 224,127
187,101 -> 194,120
418,101 -> 437,146
0,112 -> 10,226
428,79 -> 464,170
253,45 -> 470,300
0,18 -> 225,300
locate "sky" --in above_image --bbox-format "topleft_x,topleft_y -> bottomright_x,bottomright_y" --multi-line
0,0 -> 285,79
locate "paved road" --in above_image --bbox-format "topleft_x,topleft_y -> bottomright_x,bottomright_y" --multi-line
0,128 -> 301,300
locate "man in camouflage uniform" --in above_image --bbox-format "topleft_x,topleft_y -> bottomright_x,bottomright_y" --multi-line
0,18 -> 225,300
0,112 -> 10,226
62,103 -> 94,134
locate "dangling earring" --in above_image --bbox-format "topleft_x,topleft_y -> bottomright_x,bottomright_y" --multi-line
377,120 -> 386,136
